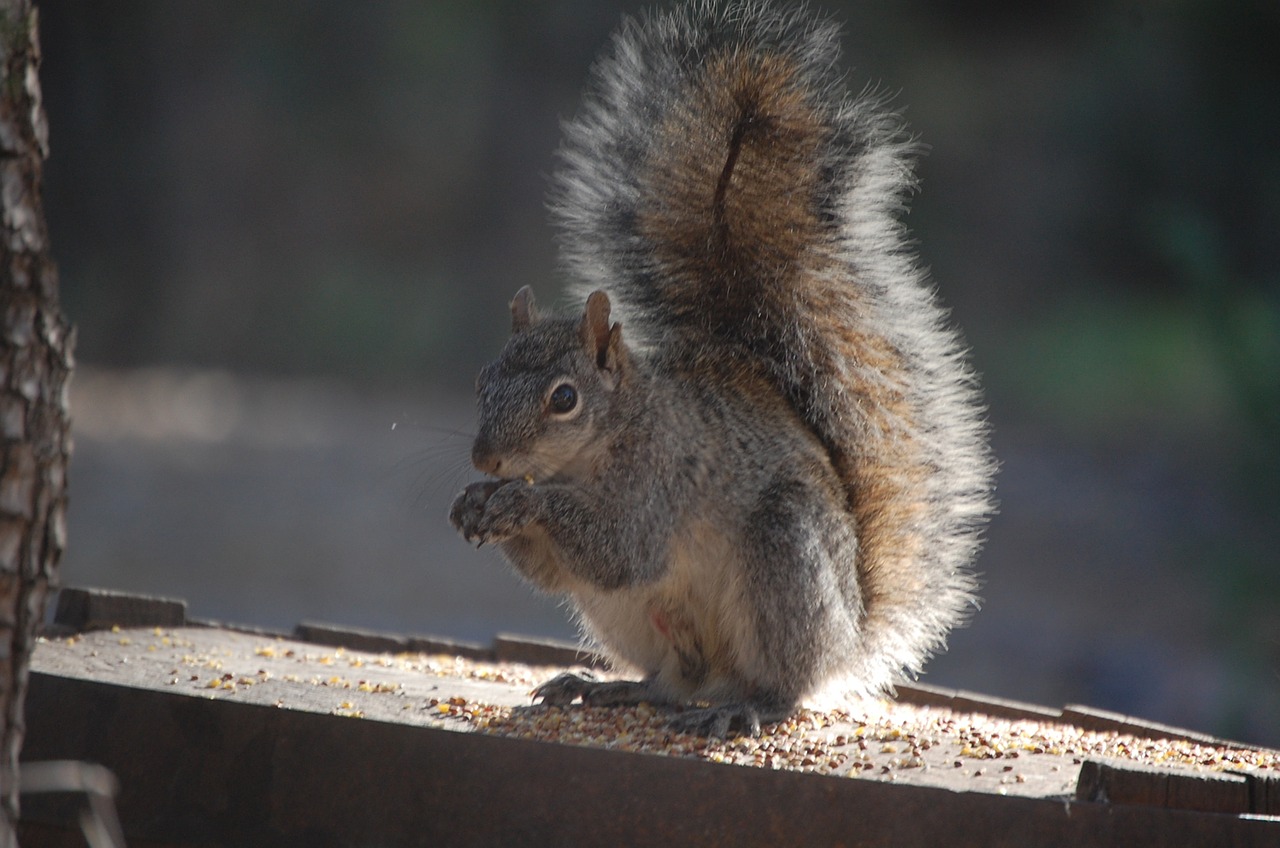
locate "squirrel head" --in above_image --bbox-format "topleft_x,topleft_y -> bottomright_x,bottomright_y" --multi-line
470,286 -> 630,482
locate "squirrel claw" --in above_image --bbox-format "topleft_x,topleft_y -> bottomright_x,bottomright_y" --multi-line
533,673 -> 662,710
450,479 -> 512,547
532,671 -> 600,706
669,703 -> 773,739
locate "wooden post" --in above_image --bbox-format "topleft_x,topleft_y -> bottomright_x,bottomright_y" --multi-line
0,1 -> 74,842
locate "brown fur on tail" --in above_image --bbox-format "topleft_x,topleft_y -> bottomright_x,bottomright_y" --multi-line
552,0 -> 994,691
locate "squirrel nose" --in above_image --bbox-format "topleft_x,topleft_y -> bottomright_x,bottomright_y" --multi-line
471,442 -> 502,476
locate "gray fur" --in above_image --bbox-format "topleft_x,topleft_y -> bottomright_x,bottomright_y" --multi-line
450,0 -> 996,737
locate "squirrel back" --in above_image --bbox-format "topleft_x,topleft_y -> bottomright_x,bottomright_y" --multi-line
550,0 -> 994,688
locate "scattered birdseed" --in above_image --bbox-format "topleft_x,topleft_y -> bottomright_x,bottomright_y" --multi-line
419,688 -> 1280,785
33,627 -> 1280,797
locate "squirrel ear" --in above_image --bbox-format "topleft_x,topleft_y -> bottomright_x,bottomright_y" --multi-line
580,290 -> 626,389
580,290 -> 611,352
510,286 -> 540,333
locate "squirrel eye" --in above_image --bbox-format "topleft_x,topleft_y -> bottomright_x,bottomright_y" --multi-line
548,383 -> 578,415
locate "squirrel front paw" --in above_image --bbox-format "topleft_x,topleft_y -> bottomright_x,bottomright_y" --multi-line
449,480 -> 505,544
449,479 -> 537,546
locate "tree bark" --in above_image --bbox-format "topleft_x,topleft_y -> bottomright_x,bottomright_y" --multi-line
0,1 -> 74,842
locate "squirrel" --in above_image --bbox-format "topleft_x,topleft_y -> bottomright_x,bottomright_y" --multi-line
449,0 -> 995,738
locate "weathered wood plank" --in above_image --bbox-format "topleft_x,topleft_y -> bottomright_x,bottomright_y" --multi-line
19,622 -> 1280,847
21,669 -> 1280,848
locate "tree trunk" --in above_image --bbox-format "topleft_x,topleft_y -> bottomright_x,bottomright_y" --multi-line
0,1 -> 74,842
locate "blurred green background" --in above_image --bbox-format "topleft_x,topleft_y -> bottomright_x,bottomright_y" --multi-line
37,0 -> 1280,744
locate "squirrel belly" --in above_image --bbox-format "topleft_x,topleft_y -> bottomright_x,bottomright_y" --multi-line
449,0 -> 995,732
563,351 -> 860,708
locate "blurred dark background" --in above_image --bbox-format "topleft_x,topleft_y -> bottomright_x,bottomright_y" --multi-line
37,1 -> 1280,745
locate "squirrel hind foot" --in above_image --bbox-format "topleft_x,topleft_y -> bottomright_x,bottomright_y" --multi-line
669,701 -> 793,740
532,671 -> 657,708
532,672 -> 797,739
531,671 -> 599,705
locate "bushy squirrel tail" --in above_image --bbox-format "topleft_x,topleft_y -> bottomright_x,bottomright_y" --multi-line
552,0 -> 995,691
